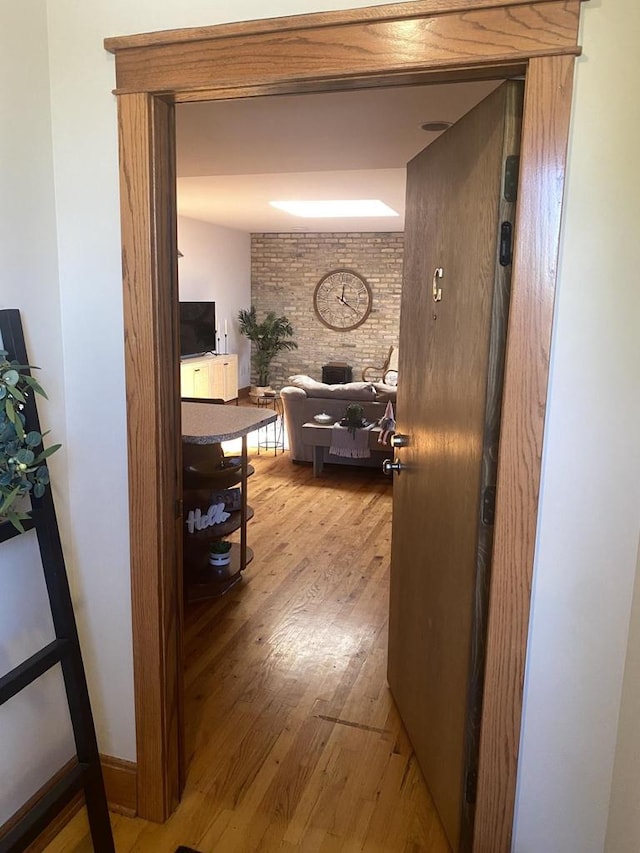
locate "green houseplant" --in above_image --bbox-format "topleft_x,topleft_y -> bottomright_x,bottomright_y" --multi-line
342,402 -> 365,437
237,306 -> 298,389
0,351 -> 61,531
208,539 -> 233,567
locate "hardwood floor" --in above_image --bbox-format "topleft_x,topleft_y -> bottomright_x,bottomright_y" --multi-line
44,450 -> 450,852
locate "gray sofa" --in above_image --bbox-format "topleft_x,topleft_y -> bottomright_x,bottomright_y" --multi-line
280,374 -> 397,466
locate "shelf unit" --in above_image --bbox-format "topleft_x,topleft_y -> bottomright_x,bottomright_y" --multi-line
0,310 -> 113,853
181,402 -> 278,603
182,472 -> 254,601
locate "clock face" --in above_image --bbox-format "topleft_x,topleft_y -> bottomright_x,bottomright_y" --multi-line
313,269 -> 372,331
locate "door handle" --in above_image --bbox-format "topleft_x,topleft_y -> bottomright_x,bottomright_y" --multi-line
432,267 -> 443,302
383,459 -> 404,476
391,433 -> 410,448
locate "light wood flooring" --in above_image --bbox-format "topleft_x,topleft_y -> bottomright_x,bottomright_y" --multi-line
45,450 -> 450,852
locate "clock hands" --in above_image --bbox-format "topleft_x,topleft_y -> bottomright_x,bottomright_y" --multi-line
314,270 -> 371,330
335,294 -> 358,314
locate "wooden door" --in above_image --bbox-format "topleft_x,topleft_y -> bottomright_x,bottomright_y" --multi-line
207,357 -> 224,399
180,358 -> 210,398
179,362 -> 195,398
388,82 -> 523,852
220,354 -> 238,402
192,359 -> 212,398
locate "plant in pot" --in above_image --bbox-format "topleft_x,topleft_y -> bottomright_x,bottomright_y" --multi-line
341,402 -> 366,437
208,539 -> 233,567
237,306 -> 297,397
0,351 -> 61,531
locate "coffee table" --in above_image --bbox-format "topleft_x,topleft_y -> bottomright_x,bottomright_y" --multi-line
301,421 -> 390,477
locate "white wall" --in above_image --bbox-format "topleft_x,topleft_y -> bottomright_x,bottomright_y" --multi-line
512,2 -> 640,851
0,0 -> 75,823
177,216 -> 251,387
27,0 -> 639,849
606,541 -> 640,852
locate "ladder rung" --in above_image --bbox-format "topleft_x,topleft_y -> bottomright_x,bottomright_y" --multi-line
0,639 -> 71,706
0,763 -> 87,853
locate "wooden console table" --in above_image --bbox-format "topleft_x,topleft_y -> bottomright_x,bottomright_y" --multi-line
301,422 -> 390,477
181,402 -> 276,600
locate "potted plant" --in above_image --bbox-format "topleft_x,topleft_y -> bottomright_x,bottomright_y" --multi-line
237,306 -> 297,396
208,539 -> 233,567
0,351 -> 61,531
342,402 -> 365,437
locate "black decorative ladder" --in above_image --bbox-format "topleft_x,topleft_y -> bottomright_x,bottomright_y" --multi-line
0,310 -> 114,853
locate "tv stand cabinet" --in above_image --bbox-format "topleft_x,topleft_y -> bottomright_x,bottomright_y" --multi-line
180,353 -> 238,402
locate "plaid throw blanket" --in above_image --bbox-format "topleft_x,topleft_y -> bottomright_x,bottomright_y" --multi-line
329,423 -> 372,458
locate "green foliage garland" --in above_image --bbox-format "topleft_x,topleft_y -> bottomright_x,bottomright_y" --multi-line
0,350 -> 61,531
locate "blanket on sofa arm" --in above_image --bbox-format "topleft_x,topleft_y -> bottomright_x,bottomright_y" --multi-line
329,423 -> 374,458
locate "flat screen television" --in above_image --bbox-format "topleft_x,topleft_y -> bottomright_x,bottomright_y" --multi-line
179,301 -> 216,357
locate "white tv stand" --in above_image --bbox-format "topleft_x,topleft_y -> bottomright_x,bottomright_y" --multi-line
180,353 -> 238,402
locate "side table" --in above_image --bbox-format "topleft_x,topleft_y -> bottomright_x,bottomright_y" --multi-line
301,421 -> 390,476
255,392 -> 284,455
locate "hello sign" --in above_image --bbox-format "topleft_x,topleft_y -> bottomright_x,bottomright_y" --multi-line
185,501 -> 230,535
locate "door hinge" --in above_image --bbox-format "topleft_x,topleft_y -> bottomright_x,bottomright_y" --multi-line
504,154 -> 520,202
482,486 -> 496,525
465,766 -> 478,804
499,221 -> 513,266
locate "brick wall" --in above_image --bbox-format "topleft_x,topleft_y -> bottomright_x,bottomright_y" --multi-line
250,232 -> 404,388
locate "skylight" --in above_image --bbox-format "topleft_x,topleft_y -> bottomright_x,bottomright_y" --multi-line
269,200 -> 399,218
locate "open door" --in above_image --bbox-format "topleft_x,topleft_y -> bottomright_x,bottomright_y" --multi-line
388,82 -> 523,851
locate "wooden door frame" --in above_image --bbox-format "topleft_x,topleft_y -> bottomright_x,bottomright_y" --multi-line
106,2 -> 582,849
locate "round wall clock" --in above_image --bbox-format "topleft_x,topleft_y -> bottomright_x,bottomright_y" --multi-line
313,269 -> 373,332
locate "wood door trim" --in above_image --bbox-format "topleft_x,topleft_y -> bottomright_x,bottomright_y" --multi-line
117,92 -> 182,821
473,53 -> 575,851
171,62 -> 529,105
108,1 -> 580,96
110,2 -> 581,847
104,0 -> 576,53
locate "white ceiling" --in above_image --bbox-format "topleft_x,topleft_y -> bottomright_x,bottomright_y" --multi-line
176,80 -> 501,233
